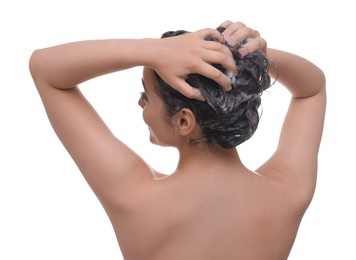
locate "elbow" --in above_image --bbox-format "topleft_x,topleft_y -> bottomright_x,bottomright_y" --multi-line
302,66 -> 327,99
316,67 -> 327,106
317,67 -> 326,93
29,49 -> 46,87
29,49 -> 40,80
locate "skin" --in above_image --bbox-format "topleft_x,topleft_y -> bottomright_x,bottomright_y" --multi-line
29,21 -> 326,260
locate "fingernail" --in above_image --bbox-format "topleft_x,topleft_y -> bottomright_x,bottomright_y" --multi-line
193,88 -> 205,101
196,94 -> 205,101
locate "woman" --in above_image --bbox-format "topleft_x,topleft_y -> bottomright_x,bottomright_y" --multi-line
29,20 -> 326,259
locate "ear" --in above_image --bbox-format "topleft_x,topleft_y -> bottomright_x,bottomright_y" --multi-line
172,108 -> 197,136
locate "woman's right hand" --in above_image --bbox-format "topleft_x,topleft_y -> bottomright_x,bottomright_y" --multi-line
219,20 -> 267,57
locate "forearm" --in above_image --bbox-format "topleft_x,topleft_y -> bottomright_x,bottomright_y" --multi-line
267,48 -> 326,98
29,38 -> 157,89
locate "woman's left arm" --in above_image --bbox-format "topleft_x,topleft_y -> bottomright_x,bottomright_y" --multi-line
29,30 -> 235,208
30,39 -> 155,207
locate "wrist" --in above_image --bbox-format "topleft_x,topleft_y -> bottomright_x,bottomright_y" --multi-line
135,38 -> 161,68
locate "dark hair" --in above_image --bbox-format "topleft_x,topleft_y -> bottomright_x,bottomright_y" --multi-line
153,27 -> 271,149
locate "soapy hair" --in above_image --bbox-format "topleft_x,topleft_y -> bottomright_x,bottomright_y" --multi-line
153,27 -> 271,149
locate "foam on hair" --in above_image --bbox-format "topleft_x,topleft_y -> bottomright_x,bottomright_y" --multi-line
153,28 -> 271,149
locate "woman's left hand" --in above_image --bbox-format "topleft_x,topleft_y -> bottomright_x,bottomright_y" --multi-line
148,28 -> 237,100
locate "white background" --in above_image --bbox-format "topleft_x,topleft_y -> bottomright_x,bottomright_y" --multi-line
1,0 -> 355,259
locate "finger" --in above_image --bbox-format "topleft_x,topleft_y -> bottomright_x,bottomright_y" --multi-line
197,28 -> 224,43
202,40 -> 233,56
201,41 -> 237,75
219,20 -> 234,29
238,37 -> 267,57
228,27 -> 260,46
197,63 -> 232,91
173,80 -> 205,101
210,51 -> 237,76
222,22 -> 246,43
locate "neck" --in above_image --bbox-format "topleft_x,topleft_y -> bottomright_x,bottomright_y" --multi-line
175,143 -> 244,174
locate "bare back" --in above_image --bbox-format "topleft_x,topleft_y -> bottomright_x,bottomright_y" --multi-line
108,165 -> 310,260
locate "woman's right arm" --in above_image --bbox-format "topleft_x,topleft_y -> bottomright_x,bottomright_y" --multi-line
257,48 -> 326,201
219,20 -> 326,197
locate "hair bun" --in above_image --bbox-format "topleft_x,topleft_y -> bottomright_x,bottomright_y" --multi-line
156,29 -> 271,149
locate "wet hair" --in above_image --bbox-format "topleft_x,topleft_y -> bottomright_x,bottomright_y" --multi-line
153,27 -> 271,149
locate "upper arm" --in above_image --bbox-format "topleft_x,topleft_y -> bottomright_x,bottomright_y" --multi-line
34,80 -> 153,208
257,78 -> 326,197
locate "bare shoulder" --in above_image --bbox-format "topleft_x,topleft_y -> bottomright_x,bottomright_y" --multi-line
255,155 -> 317,211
